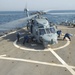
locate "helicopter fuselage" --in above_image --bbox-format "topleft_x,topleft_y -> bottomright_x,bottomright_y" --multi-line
27,16 -> 58,47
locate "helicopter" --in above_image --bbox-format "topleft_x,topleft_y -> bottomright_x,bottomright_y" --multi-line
24,8 -> 58,47
0,8 -> 58,48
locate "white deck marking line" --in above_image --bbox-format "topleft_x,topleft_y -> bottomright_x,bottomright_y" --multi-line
48,48 -> 75,75
0,54 -> 6,57
0,27 -> 26,39
0,56 -> 73,69
0,55 -> 75,69
0,31 -> 16,39
70,66 -> 75,69
13,37 -> 70,51
0,56 -> 64,68
53,38 -> 70,50
13,39 -> 49,52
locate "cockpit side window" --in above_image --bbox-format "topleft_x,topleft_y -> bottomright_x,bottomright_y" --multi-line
50,27 -> 55,33
39,29 -> 46,35
46,28 -> 50,34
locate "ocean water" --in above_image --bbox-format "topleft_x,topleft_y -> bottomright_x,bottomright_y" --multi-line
0,10 -> 75,33
0,11 -> 26,25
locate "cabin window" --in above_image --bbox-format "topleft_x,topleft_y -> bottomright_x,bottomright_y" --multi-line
39,29 -> 46,35
50,27 -> 55,33
38,25 -> 44,28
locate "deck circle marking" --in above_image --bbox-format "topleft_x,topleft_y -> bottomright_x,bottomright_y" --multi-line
13,37 -> 70,51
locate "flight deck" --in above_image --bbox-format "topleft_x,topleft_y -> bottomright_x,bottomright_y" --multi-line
0,26 -> 75,75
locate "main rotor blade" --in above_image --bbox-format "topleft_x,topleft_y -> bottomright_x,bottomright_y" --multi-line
43,9 -> 51,13
0,14 -> 38,32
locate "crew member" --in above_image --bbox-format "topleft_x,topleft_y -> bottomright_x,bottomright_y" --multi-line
16,32 -> 20,42
23,35 -> 29,44
57,30 -> 62,38
63,33 -> 73,41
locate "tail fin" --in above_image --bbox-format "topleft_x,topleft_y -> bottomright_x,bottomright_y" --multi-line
24,8 -> 29,17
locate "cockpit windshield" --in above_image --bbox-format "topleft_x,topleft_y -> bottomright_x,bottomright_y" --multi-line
46,27 -> 55,34
50,27 -> 55,33
39,29 -> 46,35
39,27 -> 56,35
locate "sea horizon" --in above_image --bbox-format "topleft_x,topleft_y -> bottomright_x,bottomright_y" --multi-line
0,10 -> 75,33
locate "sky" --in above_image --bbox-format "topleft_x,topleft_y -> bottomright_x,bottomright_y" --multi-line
0,0 -> 75,11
